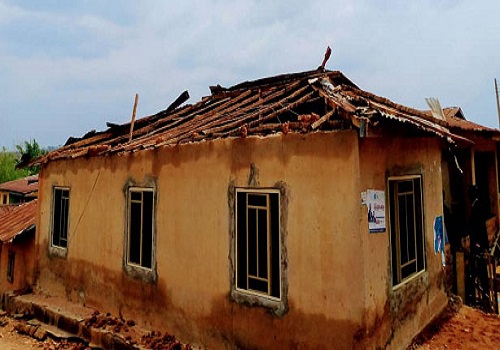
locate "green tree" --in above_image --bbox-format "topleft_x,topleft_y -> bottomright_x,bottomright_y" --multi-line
0,139 -> 46,183
15,139 -> 46,175
0,147 -> 30,183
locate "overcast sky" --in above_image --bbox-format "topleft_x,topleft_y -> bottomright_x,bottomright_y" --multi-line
1,0 -> 500,149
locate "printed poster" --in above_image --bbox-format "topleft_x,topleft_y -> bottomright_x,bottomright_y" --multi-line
367,190 -> 386,233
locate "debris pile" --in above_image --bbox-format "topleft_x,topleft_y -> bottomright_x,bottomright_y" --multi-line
2,296 -> 194,349
141,330 -> 192,350
41,338 -> 88,350
84,310 -> 134,335
14,321 -> 48,341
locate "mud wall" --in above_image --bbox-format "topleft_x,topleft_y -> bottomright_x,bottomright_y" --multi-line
0,230 -> 36,294
36,131 -> 368,349
358,136 -> 448,349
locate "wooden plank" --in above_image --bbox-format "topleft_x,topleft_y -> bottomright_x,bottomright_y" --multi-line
311,108 -> 336,130
129,93 -> 139,142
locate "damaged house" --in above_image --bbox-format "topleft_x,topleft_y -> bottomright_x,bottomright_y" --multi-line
0,200 -> 37,294
438,107 -> 500,305
29,69 -> 487,349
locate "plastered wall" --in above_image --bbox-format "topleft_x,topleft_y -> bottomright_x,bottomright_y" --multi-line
36,131 -> 448,349
0,231 -> 36,294
358,136 -> 448,349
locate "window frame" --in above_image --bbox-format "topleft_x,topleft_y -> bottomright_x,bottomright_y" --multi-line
235,188 -> 281,301
124,186 -> 157,282
49,186 -> 70,257
7,250 -> 15,283
388,175 -> 426,287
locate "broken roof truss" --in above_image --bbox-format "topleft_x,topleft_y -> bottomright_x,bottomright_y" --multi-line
32,69 -> 471,165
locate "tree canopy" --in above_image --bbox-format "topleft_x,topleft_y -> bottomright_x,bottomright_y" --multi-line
0,139 -> 46,183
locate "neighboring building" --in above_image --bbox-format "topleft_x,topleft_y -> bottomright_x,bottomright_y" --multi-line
0,175 -> 38,205
437,107 -> 500,303
31,69 -> 486,349
0,200 -> 37,294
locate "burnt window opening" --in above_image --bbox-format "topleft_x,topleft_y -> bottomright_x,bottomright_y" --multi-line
7,251 -> 15,283
389,176 -> 425,286
236,189 -> 281,299
127,188 -> 154,270
52,187 -> 70,249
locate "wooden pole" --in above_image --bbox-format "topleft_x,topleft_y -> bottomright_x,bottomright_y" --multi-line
495,79 -> 500,128
129,93 -> 139,142
471,148 -> 476,185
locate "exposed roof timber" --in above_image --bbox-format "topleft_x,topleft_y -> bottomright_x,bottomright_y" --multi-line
226,69 -> 358,92
29,69 -> 494,166
165,90 -> 190,113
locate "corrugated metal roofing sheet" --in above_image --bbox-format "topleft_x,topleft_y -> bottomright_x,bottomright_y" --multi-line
30,69 -> 479,165
0,205 -> 17,215
443,108 -> 498,133
0,175 -> 38,195
423,107 -> 498,134
0,199 -> 37,243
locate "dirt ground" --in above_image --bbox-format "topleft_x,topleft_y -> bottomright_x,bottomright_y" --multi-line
0,313 -> 73,350
0,311 -> 191,349
1,301 -> 499,349
410,298 -> 500,349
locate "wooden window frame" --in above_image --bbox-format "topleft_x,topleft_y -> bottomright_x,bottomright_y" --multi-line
51,187 -> 70,250
126,187 -> 155,271
7,250 -> 15,283
389,175 -> 426,287
235,188 -> 281,300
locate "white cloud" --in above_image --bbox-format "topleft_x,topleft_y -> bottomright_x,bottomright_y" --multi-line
1,0 -> 500,148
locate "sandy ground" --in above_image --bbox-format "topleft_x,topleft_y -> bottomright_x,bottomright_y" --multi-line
0,309 -> 190,350
0,318 -> 90,349
0,314 -> 50,349
410,301 -> 500,349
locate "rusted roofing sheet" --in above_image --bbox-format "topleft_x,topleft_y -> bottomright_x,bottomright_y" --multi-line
0,205 -> 17,215
442,107 -> 498,133
0,175 -> 38,195
447,115 -> 498,133
32,69 -> 470,165
443,107 -> 464,120
423,107 -> 499,134
0,199 -> 36,243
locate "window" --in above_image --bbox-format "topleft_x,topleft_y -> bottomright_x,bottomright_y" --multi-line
52,187 -> 70,249
127,188 -> 154,269
235,189 -> 280,299
7,251 -> 15,283
389,176 -> 425,286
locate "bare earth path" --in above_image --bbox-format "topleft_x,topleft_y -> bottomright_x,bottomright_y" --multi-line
0,315 -> 45,350
410,301 -> 500,349
0,313 -> 87,349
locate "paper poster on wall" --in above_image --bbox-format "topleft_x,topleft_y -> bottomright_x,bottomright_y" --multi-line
367,189 -> 386,233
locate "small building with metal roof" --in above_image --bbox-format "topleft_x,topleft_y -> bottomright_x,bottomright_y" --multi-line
0,174 -> 38,205
0,199 -> 37,294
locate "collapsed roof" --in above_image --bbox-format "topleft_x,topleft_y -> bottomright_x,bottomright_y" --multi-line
33,69 -> 476,165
